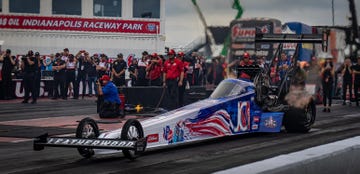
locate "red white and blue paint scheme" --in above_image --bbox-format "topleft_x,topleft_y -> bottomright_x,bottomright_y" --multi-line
98,78 -> 283,149
34,78 -> 285,159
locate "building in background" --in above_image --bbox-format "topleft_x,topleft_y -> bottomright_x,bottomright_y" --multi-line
0,0 -> 165,57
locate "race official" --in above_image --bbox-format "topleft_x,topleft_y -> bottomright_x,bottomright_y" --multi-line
96,75 -> 121,118
146,53 -> 163,86
21,50 -> 38,104
112,53 -> 127,87
163,49 -> 184,109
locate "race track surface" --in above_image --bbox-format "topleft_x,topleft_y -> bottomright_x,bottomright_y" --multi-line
1,98 -> 360,174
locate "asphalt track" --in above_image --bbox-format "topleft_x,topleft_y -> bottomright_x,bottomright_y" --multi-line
0,98 -> 360,174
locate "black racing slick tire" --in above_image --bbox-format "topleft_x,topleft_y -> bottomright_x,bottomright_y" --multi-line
121,119 -> 144,160
284,99 -> 316,133
76,117 -> 100,158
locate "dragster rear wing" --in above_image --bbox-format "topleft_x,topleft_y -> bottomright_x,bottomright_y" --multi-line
33,133 -> 147,153
255,33 -> 324,43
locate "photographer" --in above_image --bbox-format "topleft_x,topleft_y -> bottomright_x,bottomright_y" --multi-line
146,53 -> 163,86
85,54 -> 98,97
96,75 -> 121,118
75,50 -> 88,99
0,49 -> 16,100
21,50 -> 38,104
112,53 -> 127,87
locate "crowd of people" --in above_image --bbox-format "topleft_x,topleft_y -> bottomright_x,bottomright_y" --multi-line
1,47 -> 360,113
0,48 -> 208,106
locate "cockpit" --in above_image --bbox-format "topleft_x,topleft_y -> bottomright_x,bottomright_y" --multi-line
209,79 -> 253,99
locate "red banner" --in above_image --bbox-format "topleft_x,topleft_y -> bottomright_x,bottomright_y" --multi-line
0,14 -> 160,34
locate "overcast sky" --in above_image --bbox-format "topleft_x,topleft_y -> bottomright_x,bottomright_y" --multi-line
164,0 -> 360,47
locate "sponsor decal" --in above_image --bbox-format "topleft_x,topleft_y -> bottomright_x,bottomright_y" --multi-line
0,14 -> 160,34
252,124 -> 259,130
253,116 -> 260,123
47,138 -> 135,148
163,126 -> 173,143
265,116 -> 277,128
147,134 -> 159,143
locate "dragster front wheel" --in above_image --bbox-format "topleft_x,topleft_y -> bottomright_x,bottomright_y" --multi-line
121,119 -> 144,160
76,117 -> 100,158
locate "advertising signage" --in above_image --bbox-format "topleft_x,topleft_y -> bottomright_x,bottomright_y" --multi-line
0,14 -> 160,34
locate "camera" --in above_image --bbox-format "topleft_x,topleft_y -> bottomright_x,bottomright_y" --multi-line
21,55 -> 27,61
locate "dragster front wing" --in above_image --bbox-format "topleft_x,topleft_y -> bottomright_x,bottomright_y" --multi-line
33,133 -> 147,153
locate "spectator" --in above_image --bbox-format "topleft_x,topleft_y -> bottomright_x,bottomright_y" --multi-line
341,57 -> 353,105
270,57 -> 280,84
61,48 -> 70,62
65,54 -> 77,99
112,53 -> 127,87
321,57 -> 334,112
278,52 -> 291,80
177,51 -> 188,107
228,52 -> 253,79
52,54 -> 66,99
0,49 -> 16,100
21,50 -> 38,104
351,57 -> 360,106
192,52 -> 203,85
128,58 -> 138,86
75,50 -> 88,99
96,54 -> 108,78
146,53 -> 163,86
34,52 -> 42,100
163,49 -> 184,109
85,53 -> 98,97
96,75 -> 121,118
137,51 -> 149,86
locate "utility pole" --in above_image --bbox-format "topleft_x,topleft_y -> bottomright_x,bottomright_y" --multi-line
348,0 -> 359,61
332,0 -> 335,26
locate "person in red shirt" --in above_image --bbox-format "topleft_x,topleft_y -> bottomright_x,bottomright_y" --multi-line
163,49 -> 184,109
146,53 -> 163,86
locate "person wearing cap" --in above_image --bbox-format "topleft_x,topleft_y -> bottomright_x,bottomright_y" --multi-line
21,50 -> 38,103
0,49 -> 16,100
351,57 -> 360,106
146,53 -> 163,86
320,57 -> 334,112
96,75 -> 121,118
341,57 -> 353,105
177,51 -> 189,106
112,53 -> 127,87
163,49 -> 184,109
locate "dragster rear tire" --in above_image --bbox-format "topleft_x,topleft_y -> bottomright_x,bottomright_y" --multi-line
121,119 -> 144,160
284,99 -> 316,133
76,117 -> 100,158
